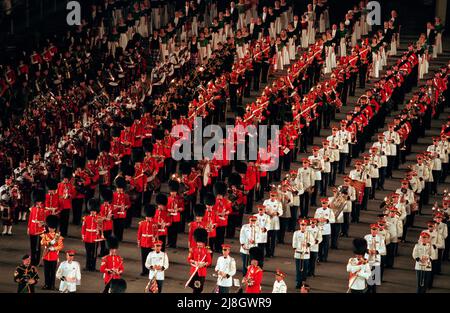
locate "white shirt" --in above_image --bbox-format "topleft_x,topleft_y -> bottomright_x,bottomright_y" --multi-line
292,230 -> 315,259
56,260 -> 81,293
215,256 -> 237,287
364,234 -> 386,266
145,251 -> 169,280
272,280 -> 287,293
306,225 -> 323,252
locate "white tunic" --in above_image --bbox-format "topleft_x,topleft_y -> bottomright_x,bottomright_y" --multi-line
306,225 -> 323,252
292,230 -> 315,259
215,256 -> 237,287
240,224 -> 258,254
363,234 -> 386,266
347,257 -> 371,290
263,199 -> 283,230
272,280 -> 287,293
255,213 -> 271,243
145,251 -> 169,280
314,207 -> 335,235
56,261 -> 81,292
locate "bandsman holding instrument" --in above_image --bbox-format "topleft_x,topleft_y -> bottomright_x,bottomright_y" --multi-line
28,189 -> 49,265
255,204 -> 270,264
99,188 -> 114,257
45,179 -> 60,216
412,231 -> 437,293
307,218 -> 323,277
318,140 -> 333,196
293,219 -> 315,288
187,228 -> 211,293
308,146 -> 324,206
327,127 -> 341,187
14,254 -> 39,293
167,180 -> 184,248
338,177 -> 356,237
296,158 -> 315,218
138,204 -> 157,276
371,134 -> 389,190
363,224 -> 386,293
263,190 -> 283,258
314,198 -> 335,263
145,240 -> 169,293
112,177 -> 131,242
385,207 -> 403,268
100,236 -> 124,293
329,188 -> 344,249
214,244 -> 237,294
55,250 -> 81,293
57,166 -> 76,237
347,238 -> 371,293
154,193 -> 171,251
81,199 -> 101,272
188,204 -> 206,250
242,247 -> 264,294
240,215 -> 259,275
40,215 -> 64,290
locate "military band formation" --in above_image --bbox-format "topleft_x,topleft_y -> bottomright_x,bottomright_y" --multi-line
1,0 -> 449,293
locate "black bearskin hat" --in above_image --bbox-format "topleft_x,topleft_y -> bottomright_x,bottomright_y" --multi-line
122,164 -> 135,177
142,138 -> 153,153
107,236 -> 119,250
249,247 -> 264,264
73,156 -> 86,169
131,148 -> 144,163
122,116 -> 133,127
32,189 -> 46,203
86,148 -> 98,161
144,204 -> 156,217
180,161 -> 191,175
168,180 -> 180,192
155,193 -> 168,206
353,238 -> 368,255
228,173 -> 242,187
204,193 -> 216,206
193,227 -> 208,244
153,128 -> 165,140
194,203 -> 206,217
87,198 -> 100,213
101,188 -> 113,202
115,176 -> 127,189
111,126 -> 122,138
46,215 -> 59,229
213,181 -> 227,196
61,166 -> 73,179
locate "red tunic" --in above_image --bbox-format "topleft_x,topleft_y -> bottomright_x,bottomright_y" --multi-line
27,205 -> 49,236
112,191 -> 131,219
100,254 -> 124,284
57,181 -> 76,210
100,202 -> 114,231
137,218 -> 157,248
244,265 -> 263,293
40,232 -> 64,261
81,214 -> 100,243
187,246 -> 212,277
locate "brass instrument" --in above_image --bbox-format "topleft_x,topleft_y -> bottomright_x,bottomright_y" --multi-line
368,236 -> 377,264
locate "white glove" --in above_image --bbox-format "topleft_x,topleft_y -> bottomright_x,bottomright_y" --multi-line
49,247 -> 56,251
50,240 -> 56,245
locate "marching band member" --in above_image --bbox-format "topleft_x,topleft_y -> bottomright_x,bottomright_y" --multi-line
339,177 -> 356,237
307,218 -> 322,277
145,240 -> 169,293
412,231 -> 437,293
55,250 -> 81,293
308,146 -> 324,206
327,127 -> 341,187
112,177 -> 131,242
385,208 -> 403,268
240,215 -> 259,275
272,269 -> 287,293
188,204 -> 206,250
154,193 -> 171,251
242,247 -> 264,293
40,215 -> 64,290
338,120 -> 352,174
138,204 -> 157,276
99,188 -> 114,257
329,188 -> 344,249
57,167 -> 76,237
293,218 -> 315,288
14,254 -> 39,293
187,228 -> 212,293
214,244 -> 237,294
364,224 -> 386,293
314,198 -> 335,263
296,158 -> 315,218
28,189 -> 49,265
383,123 -> 401,178
371,134 -> 389,190
347,238 -> 371,293
81,199 -> 101,272
167,180 -> 184,248
263,190 -> 283,258
100,236 -> 124,293
255,204 -> 270,265
319,140 -> 333,196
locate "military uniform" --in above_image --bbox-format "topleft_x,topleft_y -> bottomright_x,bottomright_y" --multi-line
14,257 -> 39,293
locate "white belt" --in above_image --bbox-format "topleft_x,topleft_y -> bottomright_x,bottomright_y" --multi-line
141,234 -> 154,238
86,229 -> 97,232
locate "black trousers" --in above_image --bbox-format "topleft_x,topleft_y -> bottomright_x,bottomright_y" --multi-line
59,209 -> 70,237
215,226 -> 226,252
113,218 -> 126,241
167,222 -> 179,247
141,247 -> 152,274
342,212 -> 350,236
299,193 -> 310,218
267,230 -> 277,257
43,260 -> 57,288
319,235 -> 330,262
100,230 -> 112,257
72,198 -> 84,225
278,217 -> 289,244
330,223 -> 341,249
257,243 -> 266,268
308,251 -> 318,276
386,242 -> 397,268
29,235 -> 41,266
189,273 -> 205,293
339,153 -> 348,174
416,270 -> 431,293
85,242 -> 98,271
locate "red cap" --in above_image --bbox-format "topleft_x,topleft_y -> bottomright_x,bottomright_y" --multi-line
66,250 -> 76,255
298,218 -> 309,225
249,215 -> 258,221
420,231 -> 430,238
320,198 -> 329,203
221,244 -> 231,250
275,269 -> 286,278
154,240 -> 163,246
370,224 -> 379,230
312,146 -> 320,151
